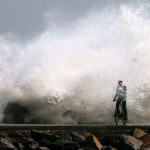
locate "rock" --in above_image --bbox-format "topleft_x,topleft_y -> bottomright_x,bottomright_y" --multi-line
8,131 -> 28,139
104,134 -> 143,150
54,139 -> 80,150
132,128 -> 147,139
12,136 -> 36,150
59,131 -> 73,141
0,133 -> 12,139
0,137 -> 17,150
73,131 -> 102,150
82,132 -> 92,139
72,131 -> 86,143
140,134 -> 150,148
23,141 -> 40,150
140,147 -> 150,150
38,138 -> 51,147
13,137 -> 40,150
20,137 -> 35,144
85,134 -> 102,150
39,147 -> 50,150
12,142 -> 24,150
102,145 -> 117,150
48,143 -> 63,150
79,147 -> 96,150
131,128 -> 150,148
31,130 -> 57,142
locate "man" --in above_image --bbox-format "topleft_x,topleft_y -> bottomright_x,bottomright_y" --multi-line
113,81 -> 128,120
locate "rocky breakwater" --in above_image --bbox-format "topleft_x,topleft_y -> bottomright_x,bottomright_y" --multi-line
0,128 -> 149,150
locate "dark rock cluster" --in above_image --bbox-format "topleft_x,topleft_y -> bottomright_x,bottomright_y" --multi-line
0,128 -> 149,150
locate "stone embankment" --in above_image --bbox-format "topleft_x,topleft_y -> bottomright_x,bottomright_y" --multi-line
0,128 -> 150,150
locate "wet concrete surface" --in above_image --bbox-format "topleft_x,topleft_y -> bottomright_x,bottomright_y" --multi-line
0,124 -> 150,132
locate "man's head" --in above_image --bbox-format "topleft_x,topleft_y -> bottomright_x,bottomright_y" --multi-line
118,80 -> 123,86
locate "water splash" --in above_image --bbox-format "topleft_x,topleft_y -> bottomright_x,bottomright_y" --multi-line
1,2 -> 150,124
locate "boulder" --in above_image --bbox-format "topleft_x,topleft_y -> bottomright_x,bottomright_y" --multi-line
72,131 -> 102,150
140,134 -> 150,148
8,131 -> 28,139
131,128 -> 150,148
22,137 -> 35,143
13,137 -> 40,150
38,138 -> 51,147
72,131 -> 86,143
82,132 -> 92,139
60,131 -> 73,141
12,142 -> 24,150
104,134 -> 143,150
30,130 -> 57,142
79,147 -> 96,150
54,139 -> 80,150
0,137 -> 17,150
140,147 -> 150,150
102,145 -> 117,150
48,143 -> 63,150
39,147 -> 50,150
85,134 -> 102,150
23,141 -> 40,150
132,128 -> 147,139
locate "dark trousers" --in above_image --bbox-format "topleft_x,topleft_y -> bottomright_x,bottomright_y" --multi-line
116,101 -> 127,117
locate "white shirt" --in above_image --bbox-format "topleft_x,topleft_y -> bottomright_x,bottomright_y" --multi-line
116,85 -> 127,101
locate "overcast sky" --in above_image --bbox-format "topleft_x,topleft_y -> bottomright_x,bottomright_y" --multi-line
0,0 -> 137,41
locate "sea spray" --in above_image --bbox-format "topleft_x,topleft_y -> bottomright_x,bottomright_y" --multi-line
1,2 -> 150,124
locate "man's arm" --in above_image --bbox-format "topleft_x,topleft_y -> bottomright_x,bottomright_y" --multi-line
113,86 -> 118,102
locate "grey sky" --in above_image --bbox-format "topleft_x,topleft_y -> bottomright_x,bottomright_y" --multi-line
0,0 -> 141,41
0,0 -> 99,41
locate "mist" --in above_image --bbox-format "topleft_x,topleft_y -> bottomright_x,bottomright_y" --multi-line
1,1 -> 150,124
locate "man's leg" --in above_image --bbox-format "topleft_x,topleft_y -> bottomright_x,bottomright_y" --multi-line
122,101 -> 127,119
116,101 -> 121,115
